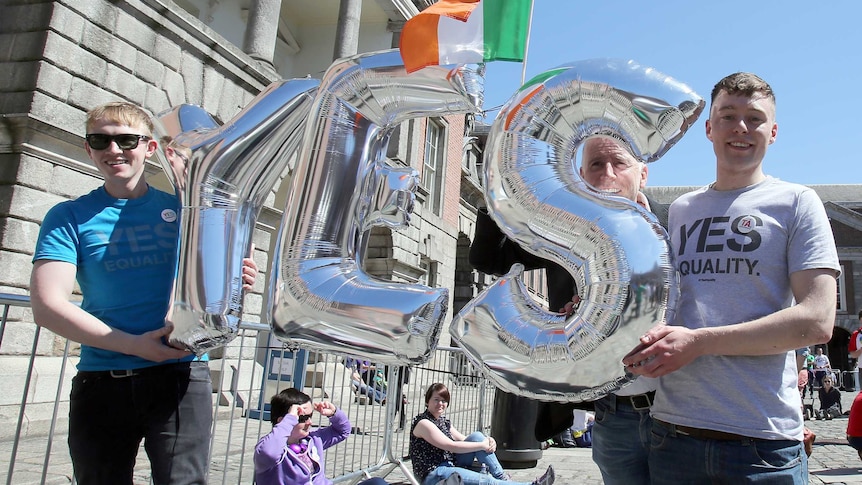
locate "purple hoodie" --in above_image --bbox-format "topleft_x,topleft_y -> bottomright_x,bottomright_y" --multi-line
254,408 -> 351,485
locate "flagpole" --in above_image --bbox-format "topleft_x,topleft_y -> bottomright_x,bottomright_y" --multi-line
520,0 -> 536,85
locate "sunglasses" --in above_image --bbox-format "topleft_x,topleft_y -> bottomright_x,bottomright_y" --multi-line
85,133 -> 150,150
298,413 -> 313,423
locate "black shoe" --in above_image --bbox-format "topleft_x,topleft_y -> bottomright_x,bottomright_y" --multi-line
532,465 -> 555,485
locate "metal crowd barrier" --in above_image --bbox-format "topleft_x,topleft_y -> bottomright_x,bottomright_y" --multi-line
841,368 -> 859,392
0,293 -> 496,485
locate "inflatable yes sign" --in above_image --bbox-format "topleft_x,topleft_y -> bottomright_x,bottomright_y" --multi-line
157,49 -> 482,364
158,52 -> 703,401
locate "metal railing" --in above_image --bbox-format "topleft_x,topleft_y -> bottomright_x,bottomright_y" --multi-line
0,293 -> 496,484
841,368 -> 859,392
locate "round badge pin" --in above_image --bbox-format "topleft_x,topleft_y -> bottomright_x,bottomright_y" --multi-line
162,209 -> 178,223
736,215 -> 757,233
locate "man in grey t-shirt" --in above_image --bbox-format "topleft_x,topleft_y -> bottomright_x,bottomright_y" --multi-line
623,72 -> 840,484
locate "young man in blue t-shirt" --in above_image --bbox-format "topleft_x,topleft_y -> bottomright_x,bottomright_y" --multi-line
30,102 -> 256,484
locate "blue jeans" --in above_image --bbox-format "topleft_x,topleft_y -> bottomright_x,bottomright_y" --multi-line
68,361 -> 213,485
591,394 -> 652,485
353,379 -> 386,403
649,419 -> 807,484
574,423 -> 593,447
423,432 -> 531,485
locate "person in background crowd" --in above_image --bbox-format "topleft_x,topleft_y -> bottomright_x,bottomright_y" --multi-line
801,348 -> 816,398
545,409 -> 595,449
815,375 -> 842,420
813,347 -> 832,389
794,344 -> 816,452
346,357 -> 387,404
624,72 -> 839,483
409,383 -> 555,485
847,391 -> 862,461
849,310 -> 862,391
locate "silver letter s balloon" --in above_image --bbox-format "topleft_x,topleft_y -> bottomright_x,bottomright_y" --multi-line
451,59 -> 704,401
266,49 -> 483,364
156,79 -> 319,354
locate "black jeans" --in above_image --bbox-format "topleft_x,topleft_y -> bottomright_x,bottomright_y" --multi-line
68,361 -> 212,485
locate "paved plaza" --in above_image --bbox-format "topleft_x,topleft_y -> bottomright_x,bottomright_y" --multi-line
3,389 -> 861,484
385,390 -> 862,485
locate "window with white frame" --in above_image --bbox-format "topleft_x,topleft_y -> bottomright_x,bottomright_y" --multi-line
837,261 -> 848,312
420,258 -> 438,288
522,268 -> 548,303
422,118 -> 446,215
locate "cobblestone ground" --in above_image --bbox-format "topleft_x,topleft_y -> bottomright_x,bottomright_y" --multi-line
389,390 -> 862,485
804,388 -> 862,484
3,390 -> 861,484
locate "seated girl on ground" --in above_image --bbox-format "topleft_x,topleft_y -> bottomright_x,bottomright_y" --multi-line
254,387 -> 388,485
409,382 -> 555,485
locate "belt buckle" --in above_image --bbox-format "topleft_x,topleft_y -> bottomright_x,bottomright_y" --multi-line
109,369 -> 137,378
630,393 -> 652,410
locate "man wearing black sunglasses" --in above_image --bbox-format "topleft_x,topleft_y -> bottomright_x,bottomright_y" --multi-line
85,133 -> 152,151
29,101 -> 257,485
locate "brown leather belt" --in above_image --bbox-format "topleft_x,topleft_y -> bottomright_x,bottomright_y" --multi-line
655,419 -> 755,441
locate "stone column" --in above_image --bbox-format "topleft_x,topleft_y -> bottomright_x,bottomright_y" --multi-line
333,0 -> 362,60
243,0 -> 283,68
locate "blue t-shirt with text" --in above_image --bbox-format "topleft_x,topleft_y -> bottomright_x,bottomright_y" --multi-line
33,185 -> 194,371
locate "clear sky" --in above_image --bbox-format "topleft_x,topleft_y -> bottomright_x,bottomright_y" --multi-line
479,0 -> 861,188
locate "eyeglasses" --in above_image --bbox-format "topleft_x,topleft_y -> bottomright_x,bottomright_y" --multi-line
173,151 -> 190,167
431,398 -> 448,405
298,413 -> 313,423
85,133 -> 150,150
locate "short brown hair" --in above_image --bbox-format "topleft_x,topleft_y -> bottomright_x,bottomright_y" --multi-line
424,382 -> 451,406
86,101 -> 154,136
711,72 -> 775,105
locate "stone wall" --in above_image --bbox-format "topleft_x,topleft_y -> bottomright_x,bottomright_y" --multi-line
0,0 -> 473,361
0,0 -> 286,358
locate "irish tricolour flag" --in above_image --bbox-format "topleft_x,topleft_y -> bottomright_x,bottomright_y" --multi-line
399,0 -> 532,73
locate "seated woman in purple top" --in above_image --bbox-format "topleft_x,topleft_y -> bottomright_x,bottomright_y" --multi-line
254,387 -> 388,485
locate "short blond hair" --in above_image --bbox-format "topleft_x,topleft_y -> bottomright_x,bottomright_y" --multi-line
85,102 -> 154,135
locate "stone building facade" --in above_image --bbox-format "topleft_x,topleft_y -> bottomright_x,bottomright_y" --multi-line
1,0 -> 860,371
0,0 -> 479,362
